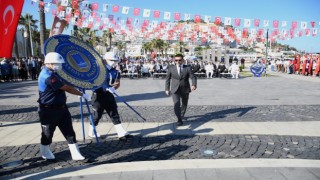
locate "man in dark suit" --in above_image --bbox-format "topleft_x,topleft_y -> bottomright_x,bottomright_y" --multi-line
165,54 -> 197,126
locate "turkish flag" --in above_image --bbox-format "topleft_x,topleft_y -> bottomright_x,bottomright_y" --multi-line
291,21 -> 297,29
315,54 -> 320,75
112,5 -> 119,12
133,8 -> 140,16
72,0 -> 78,9
234,18 -> 241,26
273,20 -> 279,28
154,10 -> 160,18
308,54 -> 313,74
254,19 -> 260,27
311,21 -> 315,28
215,17 -> 221,25
296,55 -> 301,72
242,28 -> 248,38
0,0 -> 24,58
174,13 -> 181,21
194,15 -> 201,23
91,2 -> 99,11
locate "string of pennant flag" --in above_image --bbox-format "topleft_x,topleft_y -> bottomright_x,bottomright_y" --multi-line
30,0 -> 319,45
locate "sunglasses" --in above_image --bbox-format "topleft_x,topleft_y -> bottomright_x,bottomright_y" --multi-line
175,59 -> 182,62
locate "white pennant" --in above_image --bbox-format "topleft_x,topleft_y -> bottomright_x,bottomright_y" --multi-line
122,7 -> 129,14
263,20 -> 269,27
184,14 -> 191,21
281,21 -> 287,27
244,19 -> 251,27
103,4 -> 108,12
143,9 -> 151,17
61,0 -> 68,6
204,16 -> 211,23
224,17 -> 231,25
164,12 -> 171,20
301,22 -> 307,29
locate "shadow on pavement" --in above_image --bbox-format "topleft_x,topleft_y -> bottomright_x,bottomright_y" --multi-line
0,136 -> 190,179
118,91 -> 167,102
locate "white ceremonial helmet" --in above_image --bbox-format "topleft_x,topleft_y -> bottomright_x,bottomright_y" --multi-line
104,52 -> 119,61
44,52 -> 65,64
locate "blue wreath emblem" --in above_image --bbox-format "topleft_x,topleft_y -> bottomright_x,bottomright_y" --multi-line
250,61 -> 266,77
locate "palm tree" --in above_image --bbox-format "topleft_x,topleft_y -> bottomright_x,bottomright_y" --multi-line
101,29 -> 115,51
19,14 -> 38,57
161,41 -> 170,57
150,39 -> 165,58
39,0 -> 46,57
141,42 -> 152,56
177,41 -> 186,53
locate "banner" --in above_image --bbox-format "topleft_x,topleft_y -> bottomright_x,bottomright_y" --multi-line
49,16 -> 67,37
0,0 -> 24,58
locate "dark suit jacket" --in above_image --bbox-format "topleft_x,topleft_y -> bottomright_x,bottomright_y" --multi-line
165,64 -> 197,94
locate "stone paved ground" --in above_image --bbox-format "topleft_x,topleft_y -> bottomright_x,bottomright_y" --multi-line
0,105 -> 319,123
1,76 -> 320,178
1,135 -> 320,177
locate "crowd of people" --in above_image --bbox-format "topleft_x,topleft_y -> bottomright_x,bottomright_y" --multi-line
0,57 -> 44,82
116,57 -> 241,79
269,55 -> 320,76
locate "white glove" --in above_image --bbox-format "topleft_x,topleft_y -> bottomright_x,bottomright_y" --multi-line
106,87 -> 116,94
82,93 -> 90,101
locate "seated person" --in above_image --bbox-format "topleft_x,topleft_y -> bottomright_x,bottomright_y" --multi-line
228,62 -> 240,79
217,62 -> 227,78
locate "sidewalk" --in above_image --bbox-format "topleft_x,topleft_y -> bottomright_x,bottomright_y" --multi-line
1,75 -> 320,179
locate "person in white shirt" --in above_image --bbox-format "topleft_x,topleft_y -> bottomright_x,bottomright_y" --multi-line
228,62 -> 240,79
205,62 -> 214,78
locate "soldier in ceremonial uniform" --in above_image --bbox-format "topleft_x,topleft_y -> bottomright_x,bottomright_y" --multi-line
38,52 -> 89,160
89,52 -> 133,140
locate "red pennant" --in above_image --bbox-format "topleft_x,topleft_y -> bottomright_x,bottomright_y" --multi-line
77,18 -> 82,26
194,15 -> 201,23
133,8 -> 140,16
52,9 -> 57,16
143,20 -> 149,26
242,28 -> 248,38
258,29 -> 264,36
311,21 -> 315,28
160,22 -> 166,28
51,0 -> 58,4
91,2 -> 99,11
234,18 -> 241,26
292,21 -> 297,29
273,20 -> 279,28
202,37 -> 207,43
39,1 -> 45,7
91,12 -> 97,18
126,17 -> 132,25
215,17 -> 221,25
298,30 -> 303,37
305,29 -> 310,36
194,25 -> 199,31
58,6 -> 64,12
154,10 -> 160,18
174,13 -> 181,21
254,19 -> 260,27
72,0 -> 78,9
74,9 -> 80,17
112,5 -> 119,12
0,0 -> 24,58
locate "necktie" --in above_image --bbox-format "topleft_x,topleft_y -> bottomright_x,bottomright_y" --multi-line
179,66 -> 182,76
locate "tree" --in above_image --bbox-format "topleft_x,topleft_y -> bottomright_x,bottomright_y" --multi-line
141,42 -> 152,56
19,14 -> 38,57
39,0 -> 46,57
101,29 -> 115,51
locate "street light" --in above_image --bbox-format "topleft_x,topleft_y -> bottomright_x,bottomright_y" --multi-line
27,15 -> 34,57
23,30 -> 28,57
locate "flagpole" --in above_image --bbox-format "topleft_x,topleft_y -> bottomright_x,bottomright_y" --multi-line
265,29 -> 269,77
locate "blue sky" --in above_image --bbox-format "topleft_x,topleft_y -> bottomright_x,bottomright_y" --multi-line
22,0 -> 320,52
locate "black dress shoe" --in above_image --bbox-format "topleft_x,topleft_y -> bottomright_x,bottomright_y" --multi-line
176,121 -> 183,126
119,134 -> 134,141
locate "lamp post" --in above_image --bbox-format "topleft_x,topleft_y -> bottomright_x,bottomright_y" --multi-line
23,31 -> 28,58
265,29 -> 269,76
27,15 -> 34,57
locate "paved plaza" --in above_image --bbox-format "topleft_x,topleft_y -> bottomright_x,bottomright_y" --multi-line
0,72 -> 320,179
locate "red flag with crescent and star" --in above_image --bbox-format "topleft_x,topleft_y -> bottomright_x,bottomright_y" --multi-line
0,0 -> 24,58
